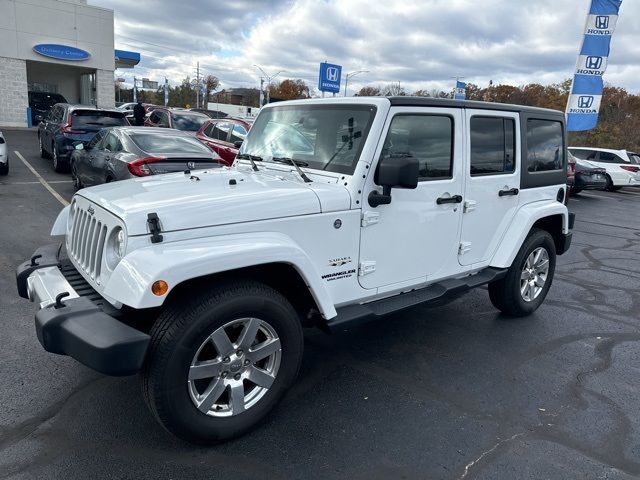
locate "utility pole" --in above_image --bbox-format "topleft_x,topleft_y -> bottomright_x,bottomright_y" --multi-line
259,77 -> 264,107
253,65 -> 282,106
195,61 -> 200,108
133,76 -> 137,103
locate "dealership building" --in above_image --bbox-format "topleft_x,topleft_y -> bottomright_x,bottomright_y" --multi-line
0,0 -> 139,127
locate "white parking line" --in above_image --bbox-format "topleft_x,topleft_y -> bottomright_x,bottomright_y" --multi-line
14,150 -> 69,206
1,180 -> 72,185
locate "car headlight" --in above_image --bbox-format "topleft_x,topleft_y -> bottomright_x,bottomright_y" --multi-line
115,228 -> 126,258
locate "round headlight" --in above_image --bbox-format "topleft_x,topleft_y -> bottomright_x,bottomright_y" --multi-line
115,228 -> 126,258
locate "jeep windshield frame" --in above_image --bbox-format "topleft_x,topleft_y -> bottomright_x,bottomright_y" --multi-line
238,104 -> 377,176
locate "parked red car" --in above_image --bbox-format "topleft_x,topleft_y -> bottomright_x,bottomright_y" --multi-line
145,108 -> 209,134
195,118 -> 253,165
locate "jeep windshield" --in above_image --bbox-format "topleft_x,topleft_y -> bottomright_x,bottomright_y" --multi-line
239,104 -> 376,175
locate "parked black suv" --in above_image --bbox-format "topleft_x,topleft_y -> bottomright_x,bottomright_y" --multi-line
37,104 -> 129,172
28,91 -> 67,126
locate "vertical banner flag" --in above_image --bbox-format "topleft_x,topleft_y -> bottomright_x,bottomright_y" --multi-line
566,0 -> 623,131
454,81 -> 466,100
164,78 -> 169,106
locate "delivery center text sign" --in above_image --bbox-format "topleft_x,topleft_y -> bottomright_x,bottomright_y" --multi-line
318,62 -> 342,94
566,0 -> 623,131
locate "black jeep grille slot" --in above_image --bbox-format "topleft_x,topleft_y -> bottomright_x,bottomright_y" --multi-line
59,259 -> 105,306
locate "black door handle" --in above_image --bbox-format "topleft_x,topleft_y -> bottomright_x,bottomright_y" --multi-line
498,188 -> 519,197
436,194 -> 463,205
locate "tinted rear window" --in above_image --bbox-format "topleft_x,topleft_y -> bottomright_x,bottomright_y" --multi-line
131,133 -> 214,155
527,120 -> 564,172
29,93 -> 66,106
72,111 -> 127,129
172,114 -> 208,132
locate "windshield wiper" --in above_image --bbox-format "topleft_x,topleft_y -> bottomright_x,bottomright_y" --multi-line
271,157 -> 312,183
236,153 -> 261,172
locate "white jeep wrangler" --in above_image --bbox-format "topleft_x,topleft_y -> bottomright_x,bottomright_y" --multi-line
17,97 -> 574,443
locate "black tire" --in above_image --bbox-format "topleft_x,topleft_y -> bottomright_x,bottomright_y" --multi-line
0,160 -> 8,175
142,280 -> 304,444
605,174 -> 615,192
52,143 -> 67,173
39,135 -> 49,159
570,187 -> 582,195
71,161 -> 83,190
488,228 -> 556,317
612,186 -> 622,191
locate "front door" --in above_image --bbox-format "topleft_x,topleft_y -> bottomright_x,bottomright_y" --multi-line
359,107 -> 464,290
458,110 -> 521,266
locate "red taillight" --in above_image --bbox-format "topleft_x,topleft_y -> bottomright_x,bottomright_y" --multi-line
620,165 -> 640,173
127,157 -> 164,176
60,114 -> 86,134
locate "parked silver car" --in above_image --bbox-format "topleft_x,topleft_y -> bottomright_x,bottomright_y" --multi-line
70,127 -> 222,189
0,130 -> 8,175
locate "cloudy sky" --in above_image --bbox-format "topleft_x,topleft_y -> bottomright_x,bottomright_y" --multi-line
94,0 -> 640,95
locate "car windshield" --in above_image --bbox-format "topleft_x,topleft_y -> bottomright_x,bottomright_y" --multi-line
72,111 -> 128,131
239,104 -> 376,175
131,132 -> 215,155
172,114 -> 208,132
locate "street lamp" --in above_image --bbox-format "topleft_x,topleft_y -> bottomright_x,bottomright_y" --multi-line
253,65 -> 283,106
344,70 -> 369,97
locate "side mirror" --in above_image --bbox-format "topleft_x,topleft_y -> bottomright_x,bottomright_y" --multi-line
74,142 -> 84,151
369,155 -> 419,207
234,140 -> 243,149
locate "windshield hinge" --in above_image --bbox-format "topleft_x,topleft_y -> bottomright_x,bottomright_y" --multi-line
359,261 -> 376,276
361,211 -> 380,227
147,212 -> 164,244
463,200 -> 477,213
458,242 -> 472,256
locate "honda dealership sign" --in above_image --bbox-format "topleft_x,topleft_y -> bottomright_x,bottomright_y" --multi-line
318,62 -> 342,93
566,0 -> 623,131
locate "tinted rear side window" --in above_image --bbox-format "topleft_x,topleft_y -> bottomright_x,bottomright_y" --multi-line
72,111 -> 127,130
569,149 -> 595,160
526,120 -> 564,172
470,117 -> 516,175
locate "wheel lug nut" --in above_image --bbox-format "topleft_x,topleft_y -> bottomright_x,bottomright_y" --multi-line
221,372 -> 228,378
234,374 -> 241,380
236,349 -> 243,356
244,359 -> 250,366
223,357 -> 230,363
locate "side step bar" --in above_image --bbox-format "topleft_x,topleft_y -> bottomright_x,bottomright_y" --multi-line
326,267 -> 507,331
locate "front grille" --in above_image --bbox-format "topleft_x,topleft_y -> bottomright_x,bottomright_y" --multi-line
59,259 -> 106,306
68,205 -> 108,282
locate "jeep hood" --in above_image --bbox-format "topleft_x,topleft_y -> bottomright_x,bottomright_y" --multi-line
76,168 -> 351,236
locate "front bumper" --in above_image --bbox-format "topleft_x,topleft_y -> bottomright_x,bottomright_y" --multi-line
16,244 -> 149,376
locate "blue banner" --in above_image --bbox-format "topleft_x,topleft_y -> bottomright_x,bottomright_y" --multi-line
454,81 -> 466,100
566,0 -> 623,131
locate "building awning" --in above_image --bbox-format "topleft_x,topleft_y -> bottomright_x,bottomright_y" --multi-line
115,49 -> 140,69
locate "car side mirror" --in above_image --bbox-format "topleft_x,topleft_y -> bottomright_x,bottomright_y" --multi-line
369,155 -> 419,207
234,140 -> 243,148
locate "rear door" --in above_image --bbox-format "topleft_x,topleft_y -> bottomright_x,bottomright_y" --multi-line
459,110 -> 520,266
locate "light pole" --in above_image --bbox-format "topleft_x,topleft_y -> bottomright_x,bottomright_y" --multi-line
344,70 -> 369,97
253,65 -> 282,106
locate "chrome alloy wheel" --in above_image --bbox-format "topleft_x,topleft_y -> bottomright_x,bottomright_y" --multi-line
520,247 -> 550,302
188,318 -> 282,418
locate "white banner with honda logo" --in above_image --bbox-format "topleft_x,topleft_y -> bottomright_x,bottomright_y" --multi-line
566,0 -> 623,131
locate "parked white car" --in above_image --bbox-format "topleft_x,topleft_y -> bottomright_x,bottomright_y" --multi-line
17,97 -> 574,443
0,130 -> 8,175
569,147 -> 640,191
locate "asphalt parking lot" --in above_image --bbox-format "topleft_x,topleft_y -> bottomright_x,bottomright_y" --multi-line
1,128 -> 639,479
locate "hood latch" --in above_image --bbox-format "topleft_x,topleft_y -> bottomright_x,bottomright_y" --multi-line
147,212 -> 164,244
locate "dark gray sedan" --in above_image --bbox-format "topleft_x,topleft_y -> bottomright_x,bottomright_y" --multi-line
70,127 -> 222,188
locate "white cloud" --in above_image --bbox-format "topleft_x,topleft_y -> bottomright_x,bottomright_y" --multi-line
95,0 -> 640,94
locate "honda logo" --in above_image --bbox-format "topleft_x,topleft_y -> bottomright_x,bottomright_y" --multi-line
187,161 -> 195,170
326,67 -> 339,82
578,96 -> 595,109
595,15 -> 609,29
585,56 -> 603,70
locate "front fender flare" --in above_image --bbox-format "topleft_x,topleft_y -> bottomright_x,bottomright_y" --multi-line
103,232 -> 337,319
490,201 -> 569,268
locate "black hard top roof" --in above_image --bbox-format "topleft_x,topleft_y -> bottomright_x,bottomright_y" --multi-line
386,96 -> 563,117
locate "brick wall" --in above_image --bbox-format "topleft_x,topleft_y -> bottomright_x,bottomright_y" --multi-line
96,69 -> 115,109
0,57 -> 28,127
